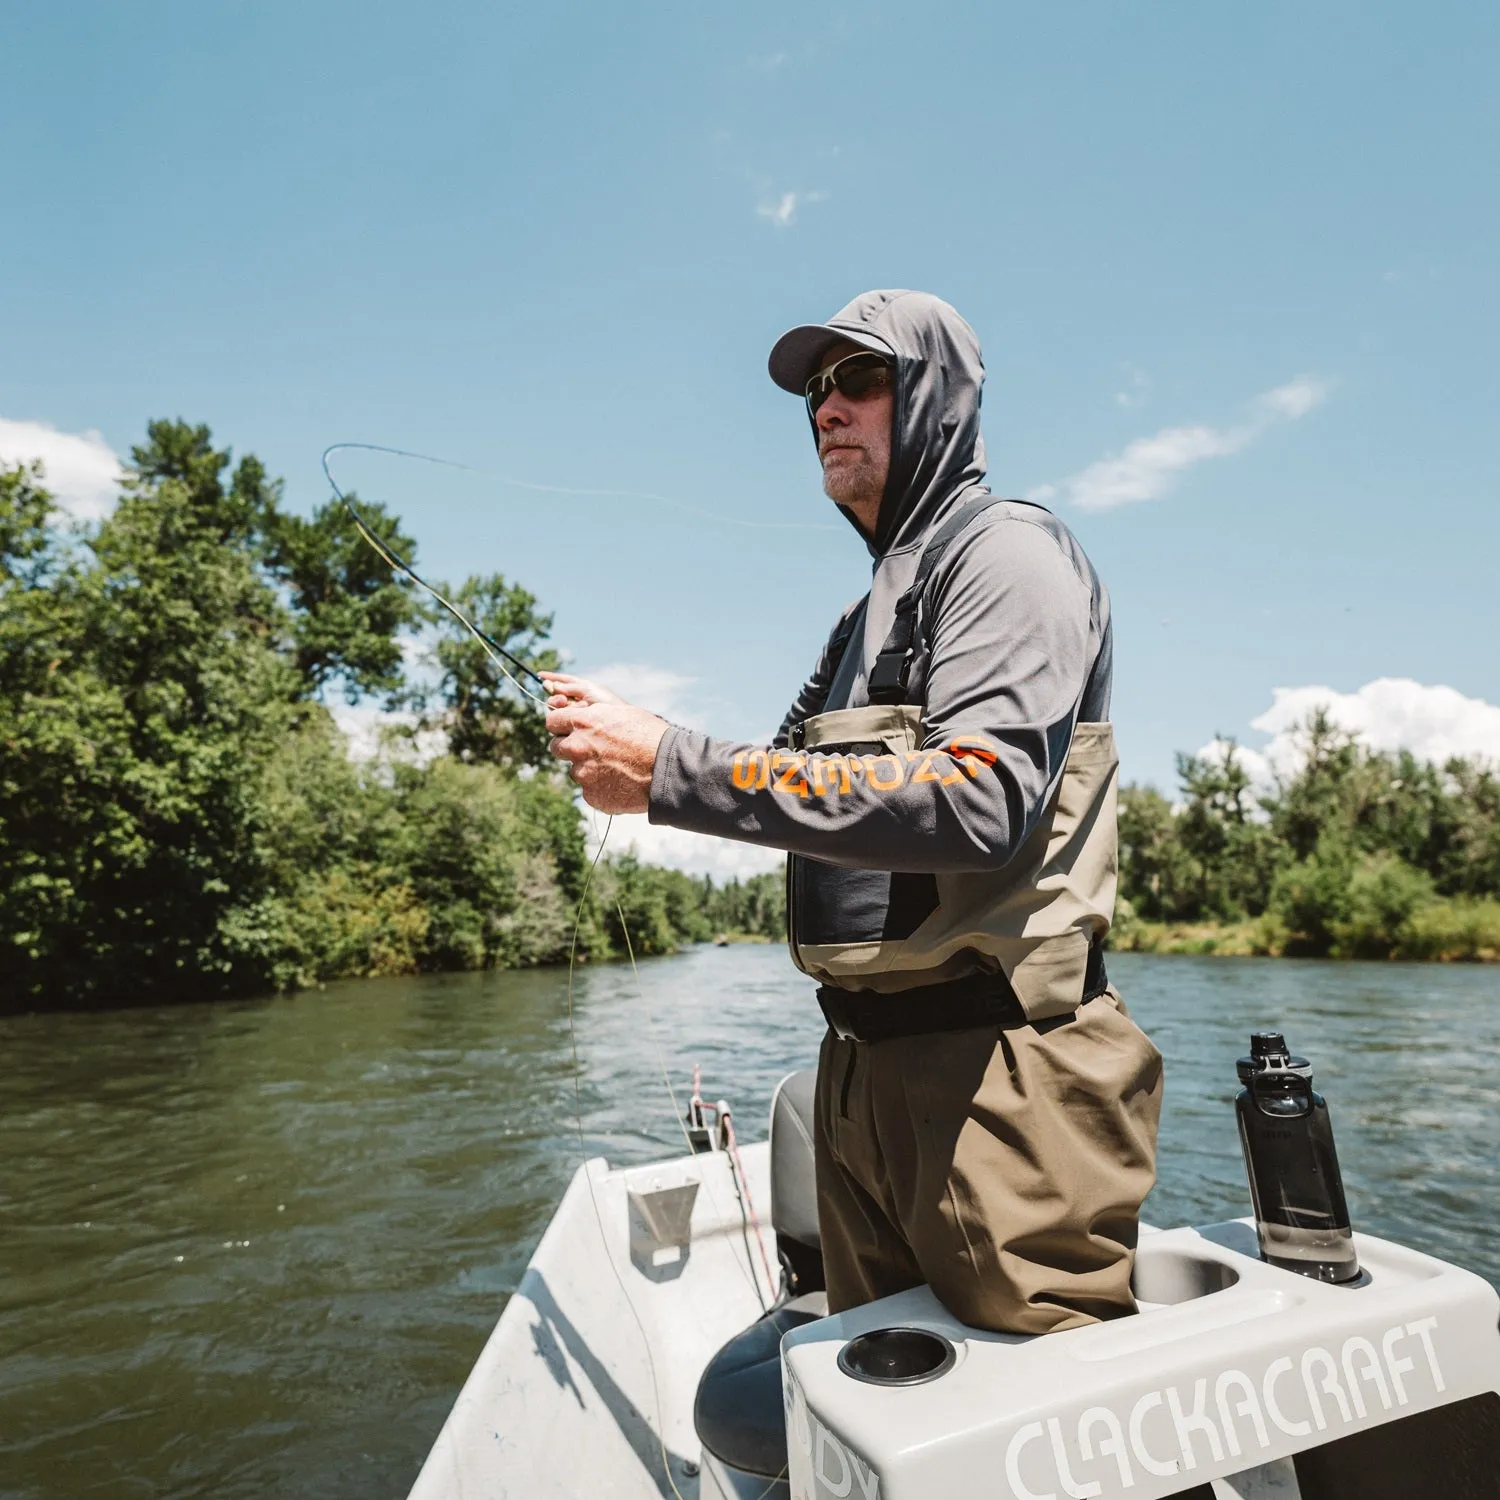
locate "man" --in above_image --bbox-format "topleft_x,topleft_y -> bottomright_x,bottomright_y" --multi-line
542,289 -> 1163,1335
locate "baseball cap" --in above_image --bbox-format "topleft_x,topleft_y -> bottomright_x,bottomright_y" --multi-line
767,319 -> 896,395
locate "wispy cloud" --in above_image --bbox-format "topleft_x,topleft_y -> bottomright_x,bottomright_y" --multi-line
1036,375 -> 1329,513
1252,376 -> 1326,421
756,189 -> 826,229
0,417 -> 124,520
1113,364 -> 1151,409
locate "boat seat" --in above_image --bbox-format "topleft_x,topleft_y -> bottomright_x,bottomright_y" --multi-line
693,1292 -> 828,1479
691,1072 -> 828,1481
769,1069 -> 824,1295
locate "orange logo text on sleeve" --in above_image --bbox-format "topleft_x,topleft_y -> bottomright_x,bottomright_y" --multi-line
731,738 -> 1000,798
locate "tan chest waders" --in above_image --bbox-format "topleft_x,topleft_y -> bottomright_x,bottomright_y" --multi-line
785,494 -> 1119,1035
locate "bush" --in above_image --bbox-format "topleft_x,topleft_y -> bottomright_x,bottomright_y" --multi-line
1268,837 -> 1356,955
269,871 -> 430,989
1330,853 -> 1435,959
1396,898 -> 1500,962
1269,844 -> 1436,959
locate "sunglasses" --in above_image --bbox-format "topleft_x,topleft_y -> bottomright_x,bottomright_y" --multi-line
805,351 -> 894,417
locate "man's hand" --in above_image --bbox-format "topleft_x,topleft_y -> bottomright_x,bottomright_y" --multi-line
540,672 -> 669,815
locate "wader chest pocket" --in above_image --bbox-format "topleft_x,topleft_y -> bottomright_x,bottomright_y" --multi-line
791,858 -> 938,947
788,705 -> 938,954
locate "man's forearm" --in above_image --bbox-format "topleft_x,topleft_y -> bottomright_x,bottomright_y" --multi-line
649,724 -> 1047,875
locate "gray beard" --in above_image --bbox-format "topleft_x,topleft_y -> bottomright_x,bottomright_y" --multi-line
822,454 -> 884,509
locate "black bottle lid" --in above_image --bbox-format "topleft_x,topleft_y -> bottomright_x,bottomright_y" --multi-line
1237,1030 -> 1312,1084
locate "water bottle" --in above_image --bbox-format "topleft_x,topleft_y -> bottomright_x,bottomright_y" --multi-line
1235,1031 -> 1360,1284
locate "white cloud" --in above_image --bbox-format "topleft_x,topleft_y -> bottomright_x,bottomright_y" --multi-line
1055,375 -> 1329,513
589,812 -> 785,882
327,701 -> 447,765
0,417 -> 123,519
1196,678 -> 1500,793
587,662 -> 706,729
758,192 -> 799,227
1069,423 -> 1250,512
756,189 -> 825,228
1252,678 -> 1500,772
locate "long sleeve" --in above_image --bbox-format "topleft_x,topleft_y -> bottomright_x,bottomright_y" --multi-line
648,512 -> 1104,874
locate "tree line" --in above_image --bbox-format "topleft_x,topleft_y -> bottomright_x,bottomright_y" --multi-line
1117,718 -> 1500,960
7,419 -> 1493,1011
0,422 -> 781,1011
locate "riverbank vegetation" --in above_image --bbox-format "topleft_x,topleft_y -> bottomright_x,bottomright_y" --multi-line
1116,726 -> 1500,961
7,423 -> 1494,1010
1,425 -> 780,1011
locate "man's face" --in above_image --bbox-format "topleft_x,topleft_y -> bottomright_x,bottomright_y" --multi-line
812,341 -> 893,526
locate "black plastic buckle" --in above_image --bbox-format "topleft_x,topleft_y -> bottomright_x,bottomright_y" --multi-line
865,651 -> 910,703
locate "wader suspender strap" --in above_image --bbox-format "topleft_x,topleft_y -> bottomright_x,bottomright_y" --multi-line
822,604 -> 864,698
866,491 -> 1015,705
788,603 -> 867,748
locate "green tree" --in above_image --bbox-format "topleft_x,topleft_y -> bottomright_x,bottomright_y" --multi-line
1117,785 -> 1191,921
432,573 -> 559,768
3,424 -> 712,1008
263,494 -> 425,702
1173,741 -> 1281,919
700,871 -> 787,939
1269,709 -> 1362,864
2,442 -> 299,1004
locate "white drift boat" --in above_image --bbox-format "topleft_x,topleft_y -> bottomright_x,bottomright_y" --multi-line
407,1071 -> 1500,1500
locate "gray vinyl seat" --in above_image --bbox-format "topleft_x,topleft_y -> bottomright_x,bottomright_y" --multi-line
768,1068 -> 823,1293
693,1070 -> 826,1481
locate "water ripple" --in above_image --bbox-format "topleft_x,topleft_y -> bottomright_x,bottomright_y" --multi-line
1,949 -> 1495,1499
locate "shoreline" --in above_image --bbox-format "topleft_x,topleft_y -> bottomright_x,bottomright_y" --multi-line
1110,908 -> 1500,963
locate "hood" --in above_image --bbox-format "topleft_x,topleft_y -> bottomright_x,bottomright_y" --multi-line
770,289 -> 988,557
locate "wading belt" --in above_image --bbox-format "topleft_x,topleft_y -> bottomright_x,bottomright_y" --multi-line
815,943 -> 1109,1044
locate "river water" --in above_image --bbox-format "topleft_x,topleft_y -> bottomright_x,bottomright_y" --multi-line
2,948 -> 1496,1498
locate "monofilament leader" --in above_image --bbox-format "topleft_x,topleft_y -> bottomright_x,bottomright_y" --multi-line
542,289 -> 1165,1335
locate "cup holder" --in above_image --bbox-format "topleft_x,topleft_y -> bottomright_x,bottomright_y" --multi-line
1131,1247 -> 1241,1305
837,1328 -> 956,1387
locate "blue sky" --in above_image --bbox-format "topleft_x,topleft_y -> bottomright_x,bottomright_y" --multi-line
4,2 -> 1498,873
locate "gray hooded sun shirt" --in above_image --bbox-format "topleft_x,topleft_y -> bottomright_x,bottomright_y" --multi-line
648,290 -> 1112,878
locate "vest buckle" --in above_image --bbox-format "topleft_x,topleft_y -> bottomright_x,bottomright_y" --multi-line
866,650 -> 911,704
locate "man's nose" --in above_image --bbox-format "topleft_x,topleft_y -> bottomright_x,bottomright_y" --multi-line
816,393 -> 852,430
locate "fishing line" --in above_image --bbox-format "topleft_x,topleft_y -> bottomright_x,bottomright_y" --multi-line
320,444 -> 549,707
617,898 -> 772,1316
328,442 -> 787,1492
324,449 -> 694,1488
568,835 -> 784,1498
565,817 -> 694,1500
322,439 -> 842,535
